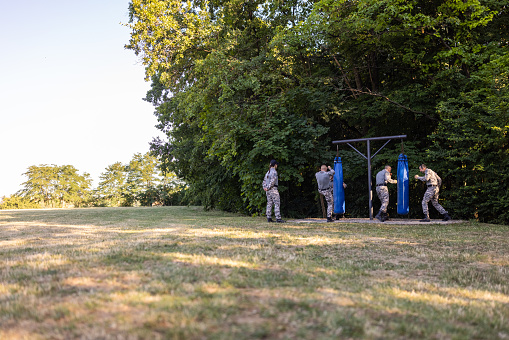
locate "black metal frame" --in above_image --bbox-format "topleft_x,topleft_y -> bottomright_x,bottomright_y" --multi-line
332,135 -> 407,220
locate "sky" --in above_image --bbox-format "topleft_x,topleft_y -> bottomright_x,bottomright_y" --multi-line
0,0 -> 165,197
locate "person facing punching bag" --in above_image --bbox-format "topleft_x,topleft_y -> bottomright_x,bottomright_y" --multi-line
397,154 -> 410,215
333,157 -> 346,216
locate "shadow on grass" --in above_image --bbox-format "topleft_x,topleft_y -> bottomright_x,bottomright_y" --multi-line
1,207 -> 508,339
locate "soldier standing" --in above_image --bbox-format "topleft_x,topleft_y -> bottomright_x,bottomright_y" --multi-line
375,165 -> 397,222
263,160 -> 285,223
316,165 -> 335,222
414,164 -> 451,222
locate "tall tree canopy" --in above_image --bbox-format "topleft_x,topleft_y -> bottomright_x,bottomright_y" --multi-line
126,0 -> 509,223
95,152 -> 185,207
19,164 -> 92,208
95,162 -> 127,206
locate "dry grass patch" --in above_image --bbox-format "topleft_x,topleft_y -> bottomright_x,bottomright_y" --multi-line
1,207 -> 508,339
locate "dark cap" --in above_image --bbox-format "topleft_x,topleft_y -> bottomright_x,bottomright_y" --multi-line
270,159 -> 278,167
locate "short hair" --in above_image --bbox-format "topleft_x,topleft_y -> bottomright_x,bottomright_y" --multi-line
385,165 -> 391,170
420,164 -> 427,169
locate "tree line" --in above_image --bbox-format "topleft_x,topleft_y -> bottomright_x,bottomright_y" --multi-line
0,153 -> 187,209
125,0 -> 508,224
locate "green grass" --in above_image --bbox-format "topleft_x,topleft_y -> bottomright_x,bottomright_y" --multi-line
1,206 -> 508,339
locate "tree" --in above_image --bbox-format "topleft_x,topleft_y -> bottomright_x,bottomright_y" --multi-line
95,152 -> 185,207
123,152 -> 160,206
0,195 -> 41,210
20,165 -> 92,208
95,162 -> 127,207
429,52 -> 509,223
300,0 -> 509,222
127,0 -> 509,222
127,0 -> 331,216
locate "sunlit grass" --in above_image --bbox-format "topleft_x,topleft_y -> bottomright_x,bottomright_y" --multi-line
0,206 -> 508,339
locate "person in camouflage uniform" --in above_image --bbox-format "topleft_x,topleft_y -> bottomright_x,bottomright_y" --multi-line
316,164 -> 335,222
414,164 -> 451,222
375,165 -> 397,222
263,160 -> 285,223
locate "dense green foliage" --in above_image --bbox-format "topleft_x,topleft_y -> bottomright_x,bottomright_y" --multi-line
16,164 -> 92,208
429,53 -> 509,224
1,153 -> 186,210
94,152 -> 186,207
126,0 -> 509,223
0,195 -> 42,210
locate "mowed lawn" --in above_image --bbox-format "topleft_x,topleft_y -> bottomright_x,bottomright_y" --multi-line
0,207 -> 508,340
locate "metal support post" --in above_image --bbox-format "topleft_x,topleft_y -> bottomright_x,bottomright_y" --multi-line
367,139 -> 372,219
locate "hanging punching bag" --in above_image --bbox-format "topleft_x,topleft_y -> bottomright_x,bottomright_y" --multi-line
333,156 -> 345,214
397,153 -> 409,215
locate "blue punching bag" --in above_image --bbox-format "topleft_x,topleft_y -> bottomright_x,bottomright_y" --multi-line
333,157 -> 345,214
397,154 -> 409,215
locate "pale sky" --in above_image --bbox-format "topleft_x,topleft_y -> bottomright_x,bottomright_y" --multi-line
0,0 -> 165,196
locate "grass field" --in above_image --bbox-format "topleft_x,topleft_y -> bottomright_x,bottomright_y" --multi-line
1,207 -> 508,339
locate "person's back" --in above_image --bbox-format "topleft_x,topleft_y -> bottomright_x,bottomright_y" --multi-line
263,168 -> 278,190
375,169 -> 386,185
315,165 -> 335,222
376,168 -> 396,186
315,170 -> 333,190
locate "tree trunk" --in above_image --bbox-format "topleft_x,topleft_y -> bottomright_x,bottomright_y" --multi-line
354,67 -> 362,90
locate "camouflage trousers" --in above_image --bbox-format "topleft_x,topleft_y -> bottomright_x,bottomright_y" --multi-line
376,186 -> 390,213
422,186 -> 447,217
266,187 -> 281,219
319,188 -> 334,218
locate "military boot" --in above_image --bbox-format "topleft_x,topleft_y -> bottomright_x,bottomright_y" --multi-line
267,218 -> 274,223
327,216 -> 333,222
276,219 -> 286,223
375,210 -> 383,221
442,213 -> 451,221
420,215 -> 431,222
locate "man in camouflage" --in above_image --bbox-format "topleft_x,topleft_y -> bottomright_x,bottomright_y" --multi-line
375,165 -> 397,222
263,160 -> 285,223
315,164 -> 335,222
414,164 -> 451,222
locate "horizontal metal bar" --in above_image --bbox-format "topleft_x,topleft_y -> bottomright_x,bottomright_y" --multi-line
332,135 -> 407,145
